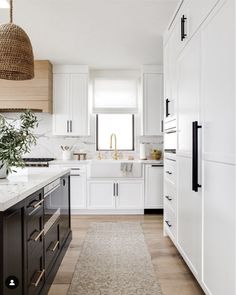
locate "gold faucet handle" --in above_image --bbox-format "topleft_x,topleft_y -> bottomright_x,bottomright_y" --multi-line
98,149 -> 103,160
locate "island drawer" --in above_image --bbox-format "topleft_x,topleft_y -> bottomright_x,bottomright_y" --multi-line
27,208 -> 44,256
45,222 -> 60,276
27,248 -> 45,295
26,189 -> 44,216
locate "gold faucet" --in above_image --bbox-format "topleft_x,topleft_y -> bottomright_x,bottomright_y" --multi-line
110,133 -> 119,160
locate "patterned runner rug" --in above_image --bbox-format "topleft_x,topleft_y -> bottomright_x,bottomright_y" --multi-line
68,222 -> 162,295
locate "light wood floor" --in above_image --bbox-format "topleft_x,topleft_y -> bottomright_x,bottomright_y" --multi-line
48,215 -> 205,295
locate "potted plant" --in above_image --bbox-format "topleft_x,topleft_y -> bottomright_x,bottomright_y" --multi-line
0,110 -> 38,178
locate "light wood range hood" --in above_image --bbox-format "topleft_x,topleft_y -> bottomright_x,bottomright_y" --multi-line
0,60 -> 52,113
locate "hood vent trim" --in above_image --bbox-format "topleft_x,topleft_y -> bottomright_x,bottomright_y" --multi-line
0,108 -> 42,113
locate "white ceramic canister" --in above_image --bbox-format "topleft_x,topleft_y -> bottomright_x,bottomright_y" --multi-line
62,150 -> 72,161
139,143 -> 147,160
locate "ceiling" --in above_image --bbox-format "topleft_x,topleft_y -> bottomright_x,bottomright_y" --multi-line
0,0 -> 178,68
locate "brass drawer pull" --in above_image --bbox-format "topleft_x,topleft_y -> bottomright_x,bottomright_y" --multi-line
30,229 -> 44,242
48,240 -> 59,252
29,199 -> 44,209
31,269 -> 45,287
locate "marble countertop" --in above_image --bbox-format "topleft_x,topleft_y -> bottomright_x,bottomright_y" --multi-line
0,167 -> 70,212
51,159 -> 163,165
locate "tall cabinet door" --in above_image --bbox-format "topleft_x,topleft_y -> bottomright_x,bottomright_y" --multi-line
53,74 -> 70,135
201,1 -> 235,294
70,74 -> 89,136
177,32 -> 202,277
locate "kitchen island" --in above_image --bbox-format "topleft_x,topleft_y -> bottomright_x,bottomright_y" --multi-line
0,167 -> 72,295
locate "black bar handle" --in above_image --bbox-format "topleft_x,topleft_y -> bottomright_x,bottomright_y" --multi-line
181,15 -> 187,41
165,196 -> 172,201
192,121 -> 202,192
165,99 -> 170,117
113,183 -> 115,196
165,220 -> 172,228
116,183 -> 119,196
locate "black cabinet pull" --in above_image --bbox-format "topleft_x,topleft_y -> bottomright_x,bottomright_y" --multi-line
165,220 -> 172,228
181,15 -> 187,41
166,171 -> 172,175
116,183 -> 119,196
67,120 -> 69,133
70,120 -> 72,133
63,179 -> 66,186
165,99 -> 170,117
113,183 -> 116,196
192,121 -> 202,192
165,196 -> 172,201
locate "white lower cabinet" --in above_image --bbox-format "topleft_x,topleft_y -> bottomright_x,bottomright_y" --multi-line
88,181 -> 116,209
145,165 -> 163,209
70,171 -> 87,209
116,181 -> 144,209
87,179 -> 144,211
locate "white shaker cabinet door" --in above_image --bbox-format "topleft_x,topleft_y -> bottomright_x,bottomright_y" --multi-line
145,165 -> 163,209
70,172 -> 87,210
201,0 -> 235,165
177,32 -> 201,155
53,74 -> 70,135
202,161 -> 235,295
116,181 -> 144,209
176,31 -> 202,278
87,181 -> 116,209
70,74 -> 89,136
177,156 -> 202,278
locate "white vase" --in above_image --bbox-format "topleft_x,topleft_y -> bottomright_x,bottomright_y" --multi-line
0,162 -> 7,179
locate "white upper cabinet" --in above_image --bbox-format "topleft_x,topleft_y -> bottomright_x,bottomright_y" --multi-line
53,73 -> 70,135
53,65 -> 89,136
70,74 -> 89,136
142,65 -> 163,136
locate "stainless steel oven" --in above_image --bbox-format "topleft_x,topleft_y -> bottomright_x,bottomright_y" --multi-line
44,179 -> 61,234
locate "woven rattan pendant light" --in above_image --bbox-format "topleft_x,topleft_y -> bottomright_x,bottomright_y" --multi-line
0,0 -> 34,80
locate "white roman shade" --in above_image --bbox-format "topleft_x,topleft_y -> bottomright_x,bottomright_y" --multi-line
92,72 -> 138,113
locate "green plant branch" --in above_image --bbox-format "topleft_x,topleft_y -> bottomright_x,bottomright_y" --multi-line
0,110 -> 38,173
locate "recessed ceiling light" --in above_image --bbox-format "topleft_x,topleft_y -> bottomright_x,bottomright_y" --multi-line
0,0 -> 10,9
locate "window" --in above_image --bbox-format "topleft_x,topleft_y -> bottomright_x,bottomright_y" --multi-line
96,114 -> 134,151
93,78 -> 138,113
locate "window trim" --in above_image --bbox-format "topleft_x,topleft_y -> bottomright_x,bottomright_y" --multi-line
96,114 -> 135,151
